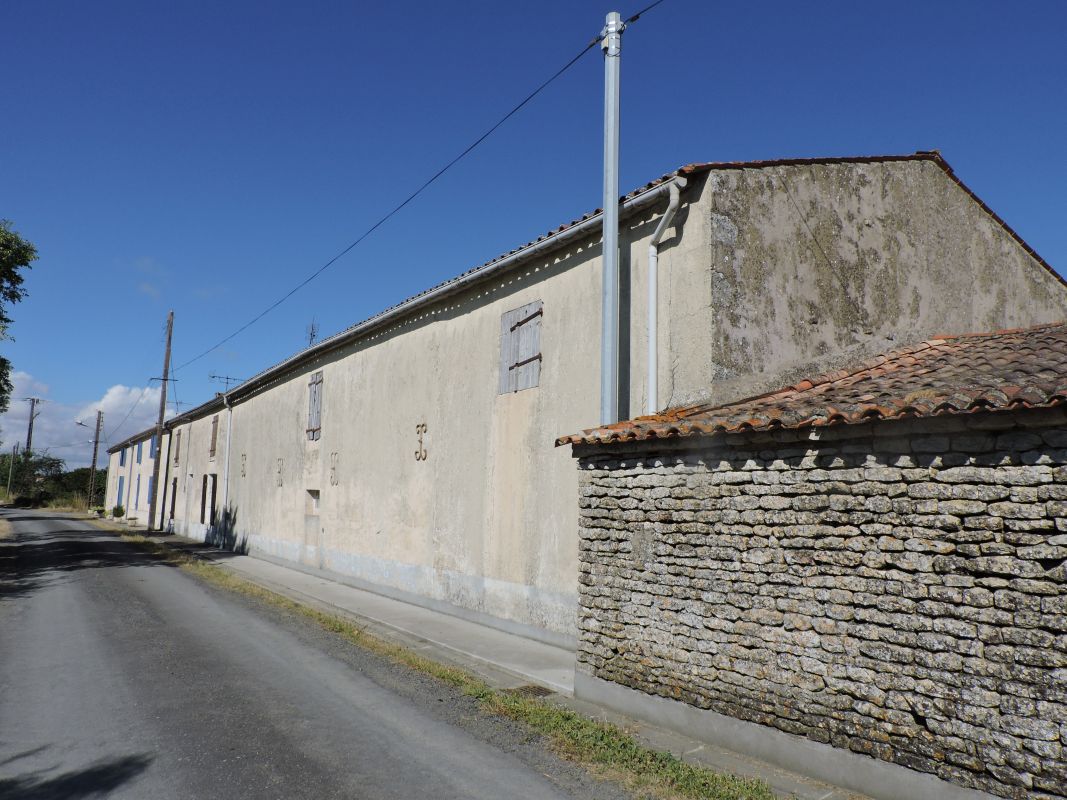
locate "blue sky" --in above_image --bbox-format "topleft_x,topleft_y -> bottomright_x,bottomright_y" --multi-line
2,0 -> 1065,466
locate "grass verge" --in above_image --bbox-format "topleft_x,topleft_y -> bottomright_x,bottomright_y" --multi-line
0,518 -> 11,539
117,531 -> 777,800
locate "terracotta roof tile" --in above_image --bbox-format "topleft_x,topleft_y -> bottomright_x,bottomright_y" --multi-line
557,322 -> 1067,447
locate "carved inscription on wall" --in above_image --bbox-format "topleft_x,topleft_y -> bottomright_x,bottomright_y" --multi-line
415,423 -> 428,461
329,452 -> 339,486
240,453 -> 247,478
275,458 -> 284,487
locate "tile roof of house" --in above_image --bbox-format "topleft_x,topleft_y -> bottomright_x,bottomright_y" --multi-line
107,426 -> 157,455
556,322 -> 1067,447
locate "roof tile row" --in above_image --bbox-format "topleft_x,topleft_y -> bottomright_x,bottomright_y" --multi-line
557,322 -> 1067,446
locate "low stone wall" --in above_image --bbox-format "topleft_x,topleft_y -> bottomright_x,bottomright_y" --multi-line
574,409 -> 1067,799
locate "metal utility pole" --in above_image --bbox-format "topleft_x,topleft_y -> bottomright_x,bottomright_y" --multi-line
600,11 -> 623,425
24,397 -> 41,453
87,411 -> 103,507
148,310 -> 174,531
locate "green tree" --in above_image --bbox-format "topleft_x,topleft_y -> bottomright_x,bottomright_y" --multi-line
0,220 -> 38,413
49,466 -> 107,504
0,449 -> 63,504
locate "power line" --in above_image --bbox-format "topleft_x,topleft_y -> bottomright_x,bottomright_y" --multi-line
103,383 -> 154,443
172,0 -> 673,375
625,0 -> 669,24
173,44 -> 600,373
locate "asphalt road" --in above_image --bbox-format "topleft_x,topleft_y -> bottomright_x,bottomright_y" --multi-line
0,510 -> 628,800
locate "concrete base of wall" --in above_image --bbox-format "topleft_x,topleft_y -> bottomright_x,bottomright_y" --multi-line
248,549 -> 578,651
574,671 -> 1000,800
168,521 -> 578,650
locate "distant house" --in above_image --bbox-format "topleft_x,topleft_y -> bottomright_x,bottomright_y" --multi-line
558,322 -> 1067,800
104,428 -> 158,521
106,151 -> 1067,651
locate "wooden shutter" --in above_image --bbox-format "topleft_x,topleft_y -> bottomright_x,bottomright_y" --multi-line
499,301 -> 542,393
209,475 -> 217,524
209,415 -> 219,457
173,431 -> 181,464
307,371 -> 323,440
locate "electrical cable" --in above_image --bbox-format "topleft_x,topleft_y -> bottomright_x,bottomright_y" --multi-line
173,0 -> 672,374
625,0 -> 669,24
103,383 -> 154,443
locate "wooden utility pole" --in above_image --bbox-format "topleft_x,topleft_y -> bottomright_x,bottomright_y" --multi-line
87,410 -> 103,507
24,397 -> 41,453
148,311 -> 173,531
6,443 -> 19,497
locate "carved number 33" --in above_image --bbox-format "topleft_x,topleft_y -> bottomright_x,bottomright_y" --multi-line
415,423 -> 428,461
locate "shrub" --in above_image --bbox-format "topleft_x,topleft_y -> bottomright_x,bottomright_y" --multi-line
112,505 -> 125,518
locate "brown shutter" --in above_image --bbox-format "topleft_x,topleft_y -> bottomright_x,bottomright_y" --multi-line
499,301 -> 542,394
307,371 -> 323,440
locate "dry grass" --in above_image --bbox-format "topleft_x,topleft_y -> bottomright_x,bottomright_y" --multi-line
46,494 -> 90,512
117,532 -> 778,800
0,518 -> 11,539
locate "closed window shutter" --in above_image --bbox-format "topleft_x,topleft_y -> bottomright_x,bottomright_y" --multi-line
499,308 -> 519,393
499,301 -> 542,393
174,431 -> 181,464
307,371 -> 323,440
210,416 -> 219,457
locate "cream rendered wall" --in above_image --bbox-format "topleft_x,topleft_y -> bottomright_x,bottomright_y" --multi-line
205,186 -> 726,642
222,232 -> 616,643
686,160 -> 1067,407
104,449 -> 121,511
104,433 -> 158,522
164,408 -> 227,540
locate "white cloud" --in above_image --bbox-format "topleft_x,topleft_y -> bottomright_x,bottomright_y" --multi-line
0,372 -> 161,468
133,256 -> 169,277
137,281 -> 161,298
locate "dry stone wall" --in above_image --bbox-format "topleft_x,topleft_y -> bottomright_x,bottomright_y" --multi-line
575,408 -> 1067,799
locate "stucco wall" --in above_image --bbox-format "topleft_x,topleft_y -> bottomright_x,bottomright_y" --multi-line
215,231 -> 623,639
682,160 -> 1067,407
573,410 -> 1067,799
161,407 -> 227,541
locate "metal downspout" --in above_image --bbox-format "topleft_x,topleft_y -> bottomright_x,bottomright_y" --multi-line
647,178 -> 686,414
